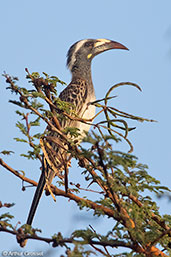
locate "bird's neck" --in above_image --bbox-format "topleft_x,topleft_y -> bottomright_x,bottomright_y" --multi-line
71,63 -> 93,85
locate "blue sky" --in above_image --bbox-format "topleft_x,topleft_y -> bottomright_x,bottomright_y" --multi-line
0,0 -> 171,256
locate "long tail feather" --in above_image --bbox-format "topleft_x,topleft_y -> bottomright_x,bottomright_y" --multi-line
26,157 -> 46,225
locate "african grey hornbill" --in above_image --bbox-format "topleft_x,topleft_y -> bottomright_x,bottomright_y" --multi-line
26,38 -> 128,227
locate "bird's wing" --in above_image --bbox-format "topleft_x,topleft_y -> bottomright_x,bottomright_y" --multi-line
59,78 -> 88,118
26,79 -> 88,226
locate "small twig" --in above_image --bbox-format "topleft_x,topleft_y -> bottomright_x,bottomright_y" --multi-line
90,243 -> 108,256
0,157 -> 37,186
89,225 -> 112,257
70,182 -> 103,194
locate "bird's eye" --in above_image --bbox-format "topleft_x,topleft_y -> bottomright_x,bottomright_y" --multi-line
84,41 -> 94,48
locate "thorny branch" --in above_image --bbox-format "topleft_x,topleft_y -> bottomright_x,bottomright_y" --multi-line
0,157 -> 118,219
0,226 -> 134,250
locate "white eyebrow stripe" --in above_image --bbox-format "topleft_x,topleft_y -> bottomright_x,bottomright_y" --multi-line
98,38 -> 110,42
94,39 -> 110,47
68,39 -> 88,70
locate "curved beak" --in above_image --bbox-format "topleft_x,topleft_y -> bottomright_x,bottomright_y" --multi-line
105,40 -> 129,51
92,39 -> 129,58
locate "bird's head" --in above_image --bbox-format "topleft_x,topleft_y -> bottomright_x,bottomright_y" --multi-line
67,38 -> 128,72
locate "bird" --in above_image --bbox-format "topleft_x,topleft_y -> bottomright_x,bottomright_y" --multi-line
26,38 -> 128,227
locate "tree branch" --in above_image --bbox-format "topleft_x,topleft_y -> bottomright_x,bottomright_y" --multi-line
0,226 -> 136,250
0,157 -> 118,220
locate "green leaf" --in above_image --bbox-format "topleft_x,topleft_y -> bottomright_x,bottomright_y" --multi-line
15,121 -> 27,136
33,133 -> 42,139
31,91 -> 46,99
0,212 -> 14,221
31,72 -> 40,79
0,150 -> 14,155
15,110 -> 25,117
29,117 -> 40,127
13,138 -> 28,143
50,76 -> 66,85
